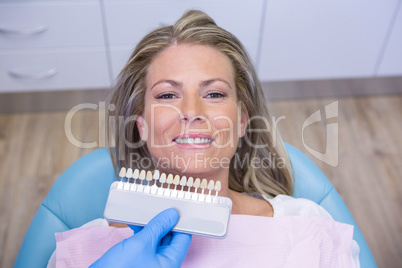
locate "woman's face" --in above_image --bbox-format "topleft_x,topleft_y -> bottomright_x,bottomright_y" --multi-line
137,44 -> 248,179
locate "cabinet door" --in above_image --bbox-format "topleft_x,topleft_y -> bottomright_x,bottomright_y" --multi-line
258,0 -> 399,81
0,48 -> 110,92
104,0 -> 263,79
0,1 -> 104,49
377,4 -> 402,76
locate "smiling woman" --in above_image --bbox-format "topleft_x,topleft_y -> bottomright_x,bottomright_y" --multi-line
46,9 -> 360,268
108,10 -> 294,207
138,44 -> 247,188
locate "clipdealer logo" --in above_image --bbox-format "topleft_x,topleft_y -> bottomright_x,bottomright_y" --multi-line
64,101 -> 339,167
302,101 -> 339,167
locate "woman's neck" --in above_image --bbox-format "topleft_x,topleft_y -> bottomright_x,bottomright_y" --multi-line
228,189 -> 274,217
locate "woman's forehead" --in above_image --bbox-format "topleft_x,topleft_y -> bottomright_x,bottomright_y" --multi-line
146,44 -> 235,88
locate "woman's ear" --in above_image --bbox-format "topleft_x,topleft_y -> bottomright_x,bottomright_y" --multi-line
239,106 -> 248,138
136,115 -> 148,141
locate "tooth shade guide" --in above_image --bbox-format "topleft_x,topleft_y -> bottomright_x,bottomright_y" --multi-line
116,168 -> 224,202
105,177 -> 232,238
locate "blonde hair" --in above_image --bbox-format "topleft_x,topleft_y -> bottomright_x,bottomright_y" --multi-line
107,10 -> 293,198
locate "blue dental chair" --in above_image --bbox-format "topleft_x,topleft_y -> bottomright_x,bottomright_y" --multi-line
14,143 -> 377,267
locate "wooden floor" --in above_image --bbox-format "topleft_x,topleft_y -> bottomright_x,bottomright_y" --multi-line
0,93 -> 401,267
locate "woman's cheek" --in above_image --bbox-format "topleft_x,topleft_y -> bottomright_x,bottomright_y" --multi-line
149,107 -> 179,137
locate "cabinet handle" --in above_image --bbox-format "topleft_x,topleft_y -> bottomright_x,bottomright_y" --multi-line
0,24 -> 48,36
8,68 -> 58,79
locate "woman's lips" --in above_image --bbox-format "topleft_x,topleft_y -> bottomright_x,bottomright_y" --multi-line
173,134 -> 215,145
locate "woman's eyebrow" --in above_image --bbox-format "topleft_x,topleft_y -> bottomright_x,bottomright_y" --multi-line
151,80 -> 182,91
200,79 -> 232,90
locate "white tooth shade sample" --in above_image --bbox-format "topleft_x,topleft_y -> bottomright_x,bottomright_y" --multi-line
201,179 -> 208,189
173,175 -> 180,186
126,168 -> 133,178
214,181 -> 221,191
133,169 -> 140,179
193,178 -> 201,189
119,167 -> 126,177
186,177 -> 194,187
167,174 -> 174,184
146,171 -> 153,182
207,180 -> 215,190
139,170 -> 146,181
159,173 -> 167,183
180,176 -> 187,186
153,170 -> 160,180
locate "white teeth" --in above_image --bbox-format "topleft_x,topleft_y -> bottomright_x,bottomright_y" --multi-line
174,137 -> 213,144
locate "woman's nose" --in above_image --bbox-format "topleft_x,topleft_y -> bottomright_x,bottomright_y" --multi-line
180,95 -> 205,123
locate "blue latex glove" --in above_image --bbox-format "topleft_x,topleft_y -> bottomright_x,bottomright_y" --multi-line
90,208 -> 192,268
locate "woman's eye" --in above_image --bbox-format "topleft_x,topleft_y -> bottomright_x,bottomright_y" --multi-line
207,92 -> 226,98
156,93 -> 175,99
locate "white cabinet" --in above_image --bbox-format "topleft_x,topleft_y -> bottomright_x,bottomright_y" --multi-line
0,1 -> 109,92
258,0 -> 400,81
0,48 -> 109,92
103,0 -> 264,79
0,2 -> 105,49
0,0 -> 400,92
377,3 -> 402,76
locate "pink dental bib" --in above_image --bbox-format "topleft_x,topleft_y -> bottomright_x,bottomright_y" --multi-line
184,215 -> 355,267
55,215 -> 355,268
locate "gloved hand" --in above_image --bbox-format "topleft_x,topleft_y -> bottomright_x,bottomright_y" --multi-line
90,208 -> 192,268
